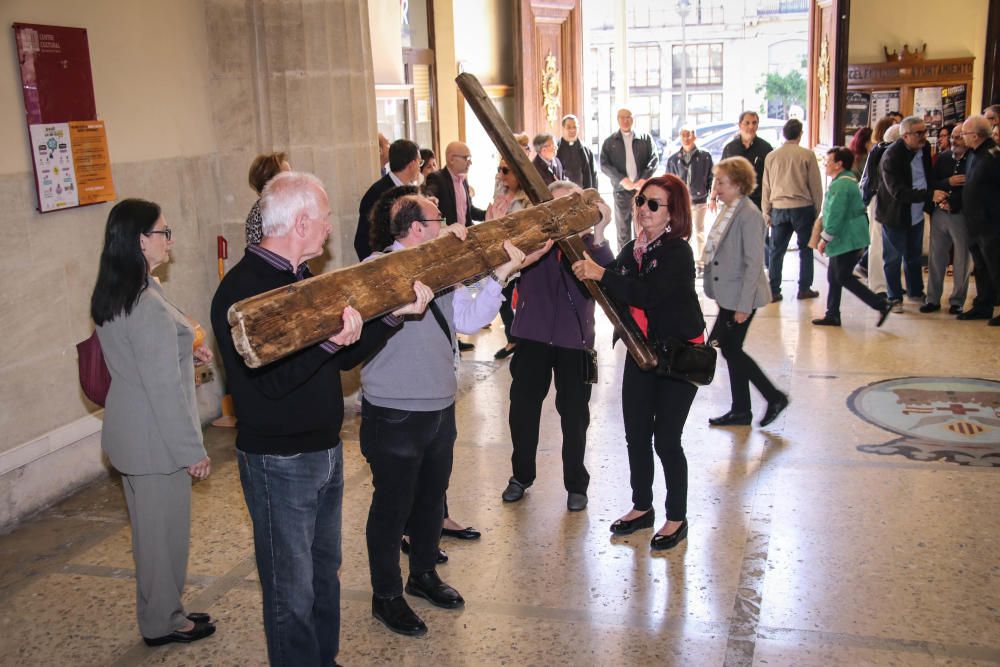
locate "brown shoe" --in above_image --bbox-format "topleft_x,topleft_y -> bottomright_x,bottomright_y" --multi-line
797,288 -> 820,300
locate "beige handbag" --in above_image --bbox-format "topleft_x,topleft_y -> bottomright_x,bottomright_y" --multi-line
808,216 -> 823,249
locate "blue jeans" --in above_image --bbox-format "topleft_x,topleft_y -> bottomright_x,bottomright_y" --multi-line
881,220 -> 925,300
768,205 -> 816,294
238,446 -> 344,667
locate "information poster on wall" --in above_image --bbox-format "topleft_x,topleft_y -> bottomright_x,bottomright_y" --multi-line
870,90 -> 900,123
845,91 -> 872,132
913,86 -> 944,131
14,23 -> 115,213
942,84 -> 967,125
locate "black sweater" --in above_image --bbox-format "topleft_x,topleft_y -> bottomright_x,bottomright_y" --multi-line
600,236 -> 705,345
211,250 -> 399,455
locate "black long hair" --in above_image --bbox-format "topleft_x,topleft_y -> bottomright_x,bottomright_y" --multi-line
369,185 -> 419,253
90,199 -> 161,325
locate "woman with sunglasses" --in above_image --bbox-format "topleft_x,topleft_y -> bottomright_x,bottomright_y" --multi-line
703,157 -> 789,429
571,174 -> 705,550
487,157 -> 532,359
91,199 -> 216,646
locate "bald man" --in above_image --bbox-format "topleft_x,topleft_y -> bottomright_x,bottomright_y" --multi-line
600,108 -> 659,249
423,141 -> 486,227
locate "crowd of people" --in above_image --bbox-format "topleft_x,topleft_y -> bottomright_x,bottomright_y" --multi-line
87,101 -> 1000,665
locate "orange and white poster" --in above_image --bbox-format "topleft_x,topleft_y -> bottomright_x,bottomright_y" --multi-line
69,120 -> 115,206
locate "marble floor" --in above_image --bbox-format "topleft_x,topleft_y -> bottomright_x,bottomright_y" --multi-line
1,257 -> 999,667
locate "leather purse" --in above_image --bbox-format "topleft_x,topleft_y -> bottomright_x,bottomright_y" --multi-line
654,337 -> 717,386
77,331 -> 111,407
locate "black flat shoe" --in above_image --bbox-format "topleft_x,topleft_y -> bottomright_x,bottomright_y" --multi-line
372,595 -> 427,636
811,316 -> 841,326
400,537 -> 448,563
143,620 -> 216,647
760,394 -> 790,427
405,570 -> 464,609
709,411 -> 752,426
610,509 -> 654,535
651,520 -> 688,551
956,309 -> 992,320
948,305 -> 963,315
877,301 -> 892,328
458,341 -> 475,351
493,345 -> 516,359
441,526 -> 481,540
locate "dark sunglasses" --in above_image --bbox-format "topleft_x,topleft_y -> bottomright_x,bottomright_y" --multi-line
497,166 -> 511,175
634,195 -> 664,212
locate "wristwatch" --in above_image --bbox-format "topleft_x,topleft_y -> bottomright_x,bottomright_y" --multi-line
490,270 -> 510,288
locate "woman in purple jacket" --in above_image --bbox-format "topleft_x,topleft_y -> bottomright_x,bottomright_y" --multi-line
500,181 -> 613,512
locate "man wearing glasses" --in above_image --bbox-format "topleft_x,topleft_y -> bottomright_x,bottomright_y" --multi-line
600,108 -> 660,250
355,139 -> 422,260
423,141 -> 487,228
958,114 -> 1000,325
360,194 -> 525,637
875,115 -> 934,313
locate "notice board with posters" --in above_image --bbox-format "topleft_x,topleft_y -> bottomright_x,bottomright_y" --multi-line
13,23 -> 115,213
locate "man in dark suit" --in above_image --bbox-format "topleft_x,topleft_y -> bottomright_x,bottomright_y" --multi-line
531,132 -> 564,186
959,114 -> 1000,325
354,139 -> 421,260
876,115 -> 934,312
423,141 -> 486,227
600,108 -> 659,249
556,114 -> 597,189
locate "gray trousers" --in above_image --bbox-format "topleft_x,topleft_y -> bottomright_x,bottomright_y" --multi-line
613,190 -> 636,250
927,208 -> 972,307
122,468 -> 192,638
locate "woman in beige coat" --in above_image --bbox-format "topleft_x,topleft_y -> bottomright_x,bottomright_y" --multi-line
703,158 -> 789,428
91,199 -> 216,646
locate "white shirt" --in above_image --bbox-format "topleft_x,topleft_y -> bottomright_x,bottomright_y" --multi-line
622,131 -> 638,182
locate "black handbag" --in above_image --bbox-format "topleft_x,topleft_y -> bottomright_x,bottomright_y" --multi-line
654,337 -> 717,386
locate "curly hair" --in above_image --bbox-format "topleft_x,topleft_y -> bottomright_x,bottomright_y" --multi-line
714,157 -> 757,197
369,185 -> 419,252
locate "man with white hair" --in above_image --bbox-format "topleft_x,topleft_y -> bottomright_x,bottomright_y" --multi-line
211,171 -> 432,666
666,124 -> 713,271
958,114 -> 1000,325
876,115 -> 933,312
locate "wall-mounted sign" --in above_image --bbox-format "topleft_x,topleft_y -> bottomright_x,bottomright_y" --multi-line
14,23 -> 115,213
870,90 -> 901,123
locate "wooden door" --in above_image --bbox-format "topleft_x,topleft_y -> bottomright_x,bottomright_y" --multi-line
808,0 -> 851,147
515,0 -> 583,135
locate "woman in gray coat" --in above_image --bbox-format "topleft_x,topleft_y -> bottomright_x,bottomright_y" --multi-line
703,158 -> 789,428
91,199 -> 216,646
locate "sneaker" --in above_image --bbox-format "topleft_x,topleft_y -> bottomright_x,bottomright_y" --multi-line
797,288 -> 820,300
918,303 -> 941,313
890,299 -> 904,314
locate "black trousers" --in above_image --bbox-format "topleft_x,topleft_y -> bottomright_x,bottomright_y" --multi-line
622,357 -> 698,520
826,249 -> 885,317
709,308 -> 784,413
970,235 -> 1000,312
360,399 -> 456,598
508,339 -> 592,493
499,279 -> 518,344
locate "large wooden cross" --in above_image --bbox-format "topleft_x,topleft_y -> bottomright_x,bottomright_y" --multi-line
226,74 -> 655,370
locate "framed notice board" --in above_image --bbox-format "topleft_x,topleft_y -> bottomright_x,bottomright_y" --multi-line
13,23 -> 115,213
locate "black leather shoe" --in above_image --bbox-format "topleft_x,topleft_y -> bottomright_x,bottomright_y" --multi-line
771,292 -> 783,303
919,302 -> 941,313
567,492 -> 588,512
493,345 -> 516,359
651,520 -> 688,551
709,411 -> 752,426
400,537 -> 448,564
144,620 -> 216,646
957,309 -> 992,320
760,394 -> 790,427
610,509 -> 654,535
405,570 -> 464,609
441,526 -> 481,540
797,288 -> 820,300
186,612 -> 211,624
372,595 -> 427,636
877,301 -> 892,328
458,341 -> 475,351
948,305 -> 963,315
501,478 -> 528,502
990,315 -> 1000,327
811,315 -> 841,326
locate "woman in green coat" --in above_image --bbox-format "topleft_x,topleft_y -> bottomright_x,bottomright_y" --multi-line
813,147 -> 893,328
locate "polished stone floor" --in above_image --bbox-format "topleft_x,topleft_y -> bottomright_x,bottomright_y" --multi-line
1,256 -> 999,667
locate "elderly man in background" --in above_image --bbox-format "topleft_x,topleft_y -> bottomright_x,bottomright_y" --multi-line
211,171 -> 431,666
556,114 -> 597,189
876,115 -> 933,313
922,120 -> 972,314
600,108 -> 659,250
760,118 -> 824,302
532,132 -> 565,186
424,141 -> 487,228
959,114 -> 1000,325
666,124 -> 713,272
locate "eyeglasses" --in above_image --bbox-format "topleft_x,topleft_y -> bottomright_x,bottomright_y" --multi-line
634,195 -> 665,212
497,166 -> 511,175
906,129 -> 927,136
452,155 -> 472,162
146,227 -> 172,241
419,218 -> 446,224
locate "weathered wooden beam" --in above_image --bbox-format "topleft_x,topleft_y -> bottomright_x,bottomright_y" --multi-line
228,190 -> 604,368
456,72 -> 658,371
